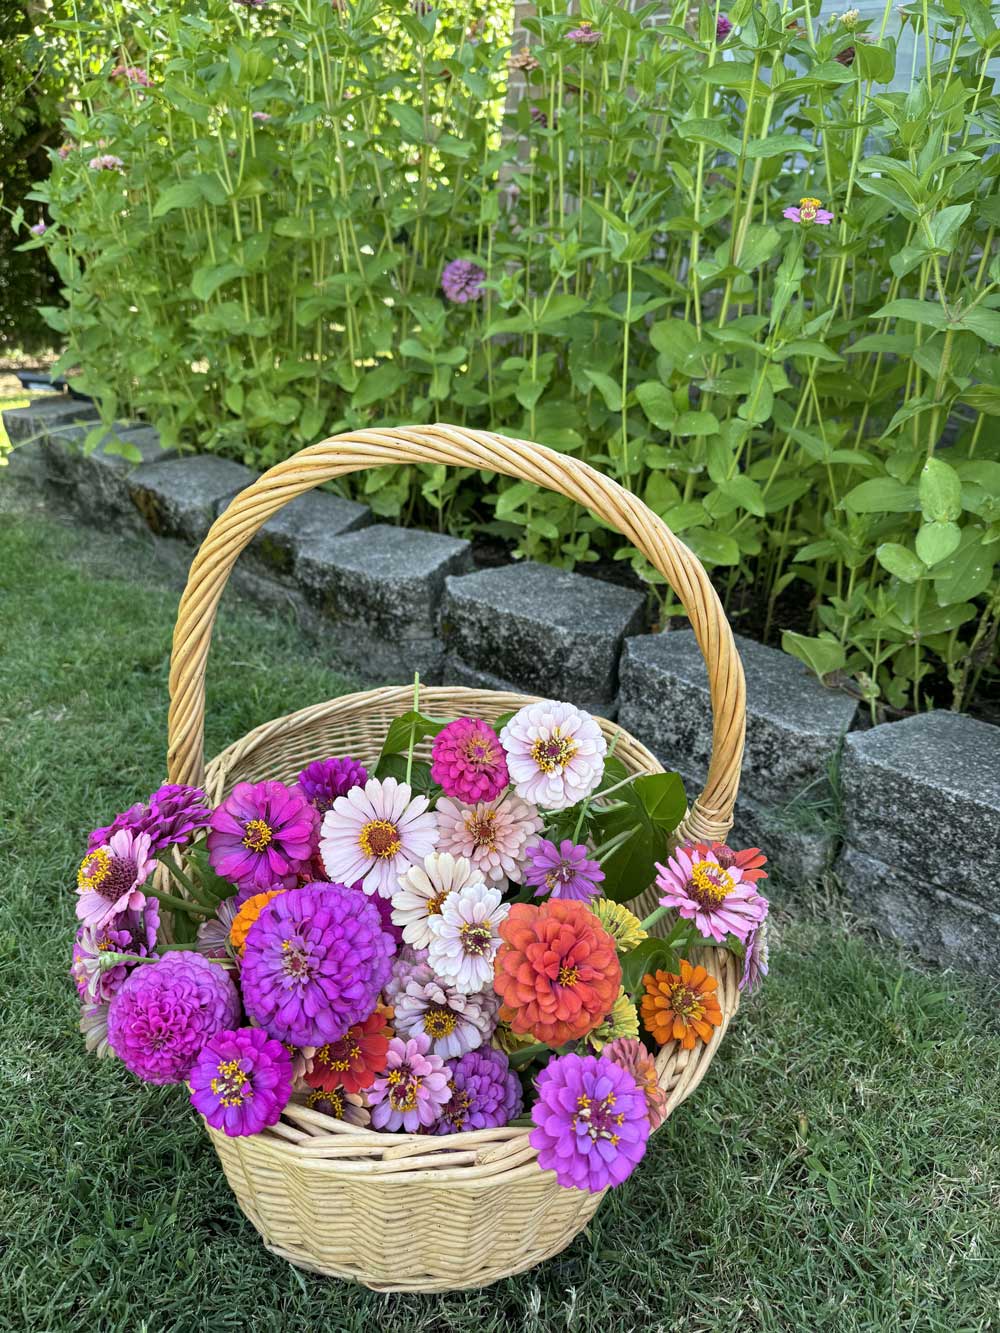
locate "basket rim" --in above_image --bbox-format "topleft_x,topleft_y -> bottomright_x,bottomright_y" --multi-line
196,683 -> 742,1178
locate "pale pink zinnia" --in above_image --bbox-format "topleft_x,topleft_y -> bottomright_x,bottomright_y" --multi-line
89,154 -> 124,171
393,973 -> 499,1058
427,882 -> 509,994
500,700 -> 607,810
391,851 -> 483,949
319,776 -> 439,898
75,828 -> 156,928
656,844 -> 768,944
435,794 -> 542,888
368,1033 -> 451,1131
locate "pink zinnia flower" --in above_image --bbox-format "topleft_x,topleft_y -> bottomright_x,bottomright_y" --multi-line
89,154 -> 124,172
500,700 -> 607,811
30,221 -> 47,236
567,21 -> 602,44
524,837 -> 604,902
783,196 -> 834,225
435,793 -> 542,888
76,828 -> 156,928
252,111 -> 272,122
319,776 -> 439,898
368,1033 -> 451,1131
111,64 -> 153,87
656,844 -> 768,944
208,780 -> 318,898
441,259 -> 485,304
431,717 -> 509,804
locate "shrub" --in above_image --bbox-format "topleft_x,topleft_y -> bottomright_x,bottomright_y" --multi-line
19,0 -> 1000,717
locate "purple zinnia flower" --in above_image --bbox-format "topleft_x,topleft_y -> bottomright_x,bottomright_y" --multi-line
189,1027 -> 293,1137
434,1047 -> 523,1134
740,918 -> 770,993
106,951 -> 240,1085
88,783 -> 212,853
441,259 -> 486,304
240,884 -> 395,1046
716,14 -> 732,40
71,901 -> 160,1005
430,718 -> 509,804
207,780 -> 318,896
251,111 -> 272,122
30,221 -> 47,236
76,828 -> 156,929
89,154 -> 124,171
524,837 -> 604,902
383,945 -> 434,1007
368,1033 -> 451,1131
567,21 -> 602,44
530,1052 -> 651,1191
297,756 -> 368,815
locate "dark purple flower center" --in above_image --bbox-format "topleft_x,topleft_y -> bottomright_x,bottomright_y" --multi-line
459,923 -> 493,957
242,818 -> 273,852
442,1085 -> 471,1130
280,933 -> 316,983
211,1057 -> 253,1107
573,1089 -> 625,1145
317,1031 -> 360,1071
423,1004 -> 458,1038
547,859 -> 576,889
78,848 -> 137,902
387,1065 -> 419,1111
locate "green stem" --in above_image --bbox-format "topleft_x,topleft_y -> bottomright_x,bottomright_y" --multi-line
638,904 -> 670,933
145,887 -> 208,919
508,1041 -> 551,1070
405,671 -> 421,788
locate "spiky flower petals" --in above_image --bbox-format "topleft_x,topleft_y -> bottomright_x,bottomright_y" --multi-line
430,718 -> 509,804
530,1053 -> 650,1191
107,951 -> 240,1084
427,882 -> 509,994
434,1047 -> 523,1134
394,973 -> 499,1059
189,1027 -> 293,1137
76,828 -> 156,929
88,783 -> 212,853
240,884 -> 395,1046
368,1033 -> 451,1131
603,1037 -> 668,1130
591,898 -> 648,952
207,780 -> 318,897
320,776 -> 439,898
500,700 -> 607,811
391,851 -> 483,949
305,1008 -> 392,1094
656,844 -> 767,944
524,837 -> 604,903
740,919 -> 770,993
494,899 -> 622,1046
434,794 -> 542,889
641,960 -> 723,1050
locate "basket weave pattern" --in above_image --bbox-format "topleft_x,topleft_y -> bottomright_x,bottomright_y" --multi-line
165,427 -> 747,1292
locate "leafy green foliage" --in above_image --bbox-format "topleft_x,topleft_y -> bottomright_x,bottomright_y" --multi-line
15,0 -> 1000,717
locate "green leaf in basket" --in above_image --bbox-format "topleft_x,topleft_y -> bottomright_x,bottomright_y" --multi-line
377,709 -> 450,761
590,776 -> 670,905
632,772 -> 687,833
373,752 -> 437,798
492,710 -> 516,733
620,937 -> 680,993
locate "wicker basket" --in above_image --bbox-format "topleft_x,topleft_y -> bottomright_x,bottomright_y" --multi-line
165,425 -> 747,1292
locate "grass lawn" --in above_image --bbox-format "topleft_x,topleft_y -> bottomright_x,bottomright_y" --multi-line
1,506 -> 998,1333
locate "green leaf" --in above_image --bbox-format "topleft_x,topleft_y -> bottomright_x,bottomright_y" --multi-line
635,381 -> 676,430
781,631 -> 846,680
191,262 -> 246,302
877,542 -> 925,583
373,753 -> 436,798
673,410 -> 719,437
955,307 -> 1000,345
700,62 -> 763,88
152,181 -> 203,217
930,204 -> 971,252
915,521 -> 961,566
934,527 -> 997,605
872,299 -> 951,331
620,938 -> 680,993
841,478 -> 920,514
919,457 -> 962,522
353,362 -> 407,410
684,528 -> 741,566
387,103 -> 426,140
744,134 -> 813,159
590,777 -> 670,906
583,370 -> 623,412
633,772 -> 687,833
377,709 -> 449,760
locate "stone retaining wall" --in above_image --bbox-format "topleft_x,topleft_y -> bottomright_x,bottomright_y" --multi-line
5,398 -> 998,971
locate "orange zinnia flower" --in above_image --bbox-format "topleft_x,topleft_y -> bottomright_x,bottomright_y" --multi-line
493,899 -> 621,1046
305,1008 -> 392,1095
641,960 -> 722,1050
229,890 -> 285,952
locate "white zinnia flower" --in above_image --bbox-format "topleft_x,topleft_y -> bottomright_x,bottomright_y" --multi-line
391,852 -> 483,949
427,883 -> 509,994
319,776 -> 439,898
499,699 -> 607,811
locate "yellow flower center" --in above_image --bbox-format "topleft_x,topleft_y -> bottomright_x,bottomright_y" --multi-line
530,730 -> 578,774
573,1090 -> 625,1146
77,847 -> 110,891
359,818 -> 402,859
242,819 -> 273,853
466,811 -> 497,849
668,984 -> 705,1021
426,892 -> 448,916
317,1032 -> 360,1072
210,1057 -> 252,1108
688,861 -> 735,907
307,1087 -> 344,1117
459,922 -> 493,956
423,1006 -> 458,1038
387,1068 -> 419,1111
558,965 -> 579,987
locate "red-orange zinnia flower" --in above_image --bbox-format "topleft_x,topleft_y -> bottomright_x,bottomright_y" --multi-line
304,1008 -> 392,1095
694,841 -> 768,883
641,960 -> 722,1050
493,899 -> 621,1046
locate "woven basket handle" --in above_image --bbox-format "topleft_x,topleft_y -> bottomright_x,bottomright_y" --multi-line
166,425 -> 745,842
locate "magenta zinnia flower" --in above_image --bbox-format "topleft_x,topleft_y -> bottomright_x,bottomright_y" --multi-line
656,844 -> 768,944
500,700 -> 607,810
106,951 -> 240,1085
368,1033 -> 451,1131
434,1047 -> 523,1134
71,901 -> 159,1005
567,21 -> 602,44
524,837 -> 604,902
89,783 -> 212,853
441,259 -> 485,304
189,1027 -> 293,1137
716,14 -> 733,40
297,756 -> 368,814
240,884 -> 395,1046
207,780 -> 318,896
783,196 -> 834,225
431,718 -> 509,804
76,828 -> 156,929
530,1052 -> 651,1191
740,918 -> 770,992
319,776 -> 439,898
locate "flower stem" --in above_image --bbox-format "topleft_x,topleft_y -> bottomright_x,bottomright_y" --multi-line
508,1041 -> 551,1070
638,904 -> 670,933
405,671 -> 421,788
156,853 -> 215,910
145,887 -> 208,919
591,824 -> 641,865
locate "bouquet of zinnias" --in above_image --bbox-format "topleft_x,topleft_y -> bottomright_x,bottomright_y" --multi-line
71,697 -> 769,1193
